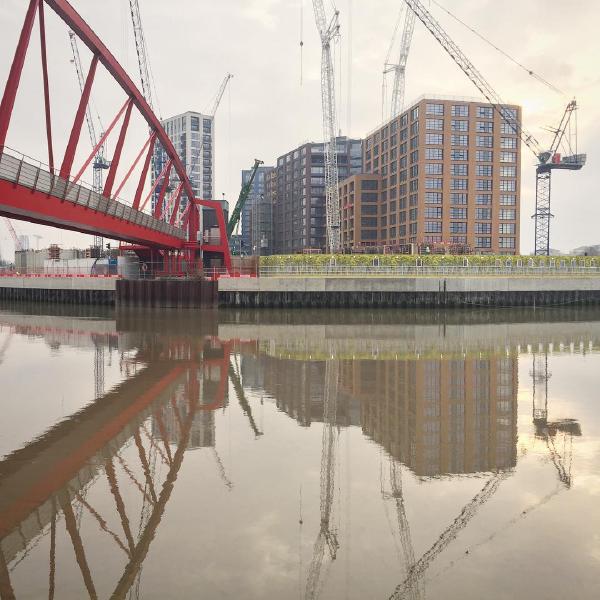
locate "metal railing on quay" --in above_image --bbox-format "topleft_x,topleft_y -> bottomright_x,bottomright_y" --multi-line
258,264 -> 600,278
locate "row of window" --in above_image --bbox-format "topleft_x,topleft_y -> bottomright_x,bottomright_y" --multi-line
424,149 -> 517,162
425,134 -> 518,148
425,119 -> 517,134
423,209 -> 517,226
426,103 -> 517,121
424,164 -> 517,177
423,193 -> 516,206
426,178 -> 517,191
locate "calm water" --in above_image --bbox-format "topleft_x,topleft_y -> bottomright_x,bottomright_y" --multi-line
1,304 -> 599,599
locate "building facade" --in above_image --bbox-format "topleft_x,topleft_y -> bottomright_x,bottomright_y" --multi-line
152,111 -> 214,221
271,137 -> 363,253
240,166 -> 274,255
341,96 -> 521,254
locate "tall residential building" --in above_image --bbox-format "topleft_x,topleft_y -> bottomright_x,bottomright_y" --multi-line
240,165 -> 274,255
271,137 -> 363,253
152,111 -> 214,223
340,96 -> 521,254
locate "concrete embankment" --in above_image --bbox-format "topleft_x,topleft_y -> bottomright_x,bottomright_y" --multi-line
218,276 -> 600,308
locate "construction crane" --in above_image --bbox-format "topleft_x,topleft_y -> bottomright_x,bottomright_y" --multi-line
3,218 -> 23,252
128,0 -> 155,111
402,0 -> 586,255
68,30 -> 110,251
227,159 -> 263,238
0,331 -> 13,365
383,3 -> 417,119
312,1 -> 342,253
305,360 -> 340,600
530,351 -> 581,488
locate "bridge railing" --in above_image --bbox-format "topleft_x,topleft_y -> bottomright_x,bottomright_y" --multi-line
0,148 -> 185,240
258,264 -> 600,277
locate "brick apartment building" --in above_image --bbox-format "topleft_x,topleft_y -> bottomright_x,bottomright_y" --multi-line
340,96 -> 521,254
271,137 -> 363,253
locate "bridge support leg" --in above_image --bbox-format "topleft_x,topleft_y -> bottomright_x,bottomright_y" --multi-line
0,0 -> 40,147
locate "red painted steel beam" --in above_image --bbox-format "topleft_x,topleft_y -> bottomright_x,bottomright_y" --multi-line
153,163 -> 172,219
0,0 -> 40,148
141,158 -> 170,213
102,98 -> 133,198
59,54 -> 98,180
72,97 -> 130,185
132,133 -> 156,210
169,183 -> 184,225
114,133 -> 153,201
0,180 -> 184,248
38,1 -> 54,173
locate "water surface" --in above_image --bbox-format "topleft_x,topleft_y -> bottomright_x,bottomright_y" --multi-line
1,304 -> 599,599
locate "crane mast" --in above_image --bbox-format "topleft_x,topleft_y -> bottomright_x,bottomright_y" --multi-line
402,0 -> 586,255
3,218 -> 23,252
68,31 -> 109,251
312,1 -> 342,253
129,0 -> 154,110
384,5 -> 416,119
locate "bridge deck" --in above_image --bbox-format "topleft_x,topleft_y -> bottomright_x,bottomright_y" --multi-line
0,151 -> 186,248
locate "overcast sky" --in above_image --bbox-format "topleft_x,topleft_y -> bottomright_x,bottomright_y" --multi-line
1,0 -> 599,259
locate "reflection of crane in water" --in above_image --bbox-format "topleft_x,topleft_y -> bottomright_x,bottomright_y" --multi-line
388,472 -> 507,599
305,360 -> 340,600
0,330 -> 12,365
530,352 -> 582,488
229,355 -> 263,438
381,458 -> 423,600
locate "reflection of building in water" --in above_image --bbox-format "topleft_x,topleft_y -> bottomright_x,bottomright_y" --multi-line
343,355 -> 518,476
255,356 -> 359,427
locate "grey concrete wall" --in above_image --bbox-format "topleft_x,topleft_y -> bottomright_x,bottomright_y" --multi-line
0,277 -> 116,304
219,276 -> 600,308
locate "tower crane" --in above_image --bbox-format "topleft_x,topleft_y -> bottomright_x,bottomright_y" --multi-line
68,31 -> 110,251
227,159 -> 263,238
128,0 -> 155,112
402,0 -> 586,255
312,1 -> 342,253
305,360 -> 340,600
383,4 -> 416,119
3,218 -> 23,252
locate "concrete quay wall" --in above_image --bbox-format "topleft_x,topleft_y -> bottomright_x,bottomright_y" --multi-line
218,276 -> 600,308
0,276 -> 116,304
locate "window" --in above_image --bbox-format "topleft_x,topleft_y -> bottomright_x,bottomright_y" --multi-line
476,180 -> 492,191
451,193 -> 467,205
476,121 -> 493,133
451,134 -> 468,146
426,133 -> 443,145
425,164 -> 443,176
476,236 -> 492,248
501,137 -> 517,149
451,179 -> 468,190
451,104 -> 469,117
450,222 -> 467,233
425,192 -> 443,204
426,178 -> 442,189
426,118 -> 444,130
451,149 -> 468,161
500,180 -> 516,192
476,207 -> 492,220
500,209 -> 516,220
425,221 -> 442,233
426,103 -> 444,115
476,150 -> 493,162
499,237 -> 516,248
500,166 -> 517,177
476,135 -> 493,148
476,194 -> 492,205
426,148 -> 443,160
476,165 -> 493,177
410,150 -> 419,163
425,207 -> 442,218
410,165 -> 419,178
191,116 -> 200,131
452,120 -> 469,131
450,236 -> 467,244
501,107 -> 518,121
409,208 -> 418,221
477,106 -> 493,119
362,192 -> 379,202
451,164 -> 468,176
409,179 -> 419,192
450,207 -> 467,219
501,122 -> 517,134
500,151 -> 516,163
499,223 -> 516,234
361,217 -> 378,227
361,179 -> 378,190
475,223 -> 491,234
410,121 -> 419,136
500,194 -> 516,206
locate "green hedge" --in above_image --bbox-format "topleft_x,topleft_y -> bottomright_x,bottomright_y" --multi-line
260,254 -> 598,267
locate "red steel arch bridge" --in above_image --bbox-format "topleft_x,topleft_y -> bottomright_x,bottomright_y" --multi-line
0,0 -> 232,273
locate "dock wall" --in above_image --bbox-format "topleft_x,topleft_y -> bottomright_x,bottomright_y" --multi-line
218,276 -> 600,308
